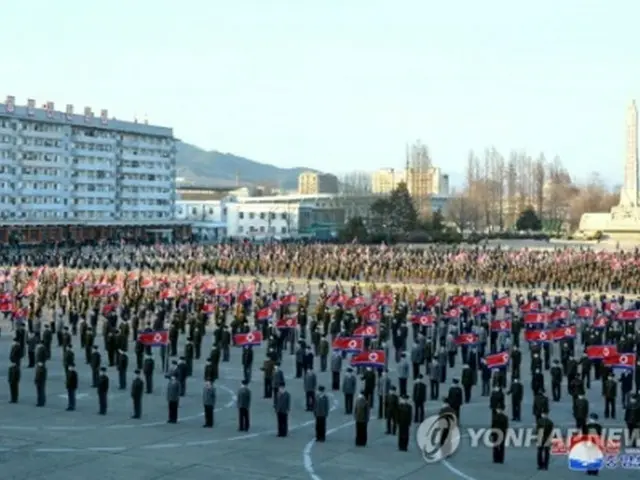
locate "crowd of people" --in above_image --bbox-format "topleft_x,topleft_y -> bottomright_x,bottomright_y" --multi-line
2,242 -> 640,473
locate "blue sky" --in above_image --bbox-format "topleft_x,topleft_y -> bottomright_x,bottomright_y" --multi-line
2,0 -> 638,185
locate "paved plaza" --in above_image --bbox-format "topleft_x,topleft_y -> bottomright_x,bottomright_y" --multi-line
0,318 -> 636,479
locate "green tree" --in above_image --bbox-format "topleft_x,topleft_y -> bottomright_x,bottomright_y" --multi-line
431,209 -> 444,232
389,182 -> 418,232
338,216 -> 369,242
516,206 -> 542,231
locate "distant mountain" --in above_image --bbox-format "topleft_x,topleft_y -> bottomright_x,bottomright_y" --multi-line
175,142 -> 317,190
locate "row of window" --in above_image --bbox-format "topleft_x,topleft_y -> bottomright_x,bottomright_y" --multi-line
236,226 -> 288,234
73,142 -> 114,152
238,211 -> 289,220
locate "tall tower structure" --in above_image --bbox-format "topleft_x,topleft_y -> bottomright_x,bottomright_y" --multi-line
406,141 -> 432,216
621,100 -> 639,207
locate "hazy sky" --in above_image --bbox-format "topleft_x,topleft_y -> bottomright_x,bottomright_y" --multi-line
2,1 -> 638,182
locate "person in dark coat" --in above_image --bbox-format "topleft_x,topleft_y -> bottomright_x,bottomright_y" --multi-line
130,369 -> 144,419
397,394 -> 413,451
536,412 -> 554,470
584,413 -> 603,476
166,375 -> 180,423
354,391 -> 370,446
34,362 -> 47,407
8,362 -> 20,403
97,367 -> 109,415
314,385 -> 330,441
65,364 -> 78,411
275,384 -> 291,437
237,380 -> 252,431
202,380 -> 216,428
491,408 -> 508,463
412,374 -> 427,423
342,368 -> 357,414
447,378 -> 463,422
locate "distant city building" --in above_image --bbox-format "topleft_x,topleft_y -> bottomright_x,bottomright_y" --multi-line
298,171 -> 339,194
0,95 -> 190,243
371,168 -> 405,194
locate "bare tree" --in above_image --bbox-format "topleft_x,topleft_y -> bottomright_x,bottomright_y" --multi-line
505,152 -> 518,228
339,171 -> 372,195
533,154 -> 546,218
445,190 -> 473,233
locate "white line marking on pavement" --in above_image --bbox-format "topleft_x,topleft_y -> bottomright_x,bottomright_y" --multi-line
1,384 -> 237,432
442,459 -> 478,480
303,420 -> 354,480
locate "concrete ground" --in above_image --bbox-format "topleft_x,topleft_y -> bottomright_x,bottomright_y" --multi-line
0,316 -> 636,479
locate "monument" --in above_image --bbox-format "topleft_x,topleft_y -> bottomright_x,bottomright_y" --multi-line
578,100 -> 640,238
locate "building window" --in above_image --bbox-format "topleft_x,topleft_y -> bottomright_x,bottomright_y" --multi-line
259,212 -> 265,220
259,226 -> 265,233
269,212 -> 276,220
249,212 -> 255,220
208,208 -> 213,215
281,213 -> 286,220
239,212 -> 244,219
281,227 -> 287,234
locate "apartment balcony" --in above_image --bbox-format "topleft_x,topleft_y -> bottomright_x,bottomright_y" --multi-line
0,185 -> 15,194
21,129 -> 67,141
120,178 -> 172,188
0,142 -> 15,151
21,173 -> 67,183
120,165 -> 169,176
72,176 -> 116,186
21,158 -> 69,170
19,203 -> 67,211
121,138 -> 174,150
0,126 -> 16,136
72,134 -> 118,145
71,148 -> 116,160
73,161 -> 114,172
20,144 -> 66,155
20,188 -> 70,197
73,204 -> 116,212
120,151 -> 172,163
72,189 -> 114,199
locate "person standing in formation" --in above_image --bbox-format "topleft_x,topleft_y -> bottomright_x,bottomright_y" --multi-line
314,385 -> 329,442
130,369 -> 144,419
354,390 -> 370,447
237,380 -> 251,431
275,384 -> 291,437
202,380 -> 216,428
167,374 -> 180,424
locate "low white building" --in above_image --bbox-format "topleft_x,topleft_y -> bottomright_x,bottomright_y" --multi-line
175,200 -> 227,241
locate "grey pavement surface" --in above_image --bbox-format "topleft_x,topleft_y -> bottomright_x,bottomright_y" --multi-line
0,319 -> 637,480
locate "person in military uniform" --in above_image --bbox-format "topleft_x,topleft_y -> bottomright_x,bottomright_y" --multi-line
66,364 -> 78,411
330,351 -> 342,391
550,359 -> 562,401
275,383 -> 291,437
573,393 -> 589,432
625,392 -> 640,448
397,394 -> 412,451
34,361 -> 47,407
506,378 -> 523,421
304,367 -> 318,411
261,356 -> 275,398
354,390 -> 370,447
536,412 -> 554,471
143,353 -> 154,394
167,374 -> 180,423
412,374 -> 427,423
90,346 -> 101,388
97,366 -> 110,415
447,378 -> 463,422
397,353 -> 409,397
385,385 -> 399,434
8,361 -> 20,403
342,368 -> 357,415
202,380 -> 216,428
584,413 -> 602,476
491,407 -> 508,464
604,374 -> 617,419
237,379 -> 251,431
131,369 -> 144,419
314,385 -> 330,441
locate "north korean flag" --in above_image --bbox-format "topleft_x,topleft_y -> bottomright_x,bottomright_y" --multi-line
351,350 -> 385,368
411,314 -> 436,326
256,307 -> 273,322
0,299 -> 14,312
604,353 -> 637,370
551,309 -> 570,322
12,306 -> 28,320
472,304 -> 490,316
353,325 -> 378,338
551,325 -> 577,341
576,306 -> 595,318
586,345 -> 618,360
424,296 -> 440,308
593,316 -> 608,329
444,308 -> 461,318
331,336 -> 364,353
281,294 -> 298,306
358,305 -> 380,323
521,301 -> 540,312
484,351 -> 510,368
490,319 -> 512,332
617,310 -> 640,321
234,331 -> 263,347
604,302 -> 620,312
462,296 -> 481,308
238,289 -> 253,303
524,330 -> 551,343
138,330 -> 169,346
524,312 -> 550,325
455,333 -> 479,345
494,297 -> 511,308
102,303 -> 117,315
346,296 -> 366,309
450,295 -> 465,307
275,315 -> 298,329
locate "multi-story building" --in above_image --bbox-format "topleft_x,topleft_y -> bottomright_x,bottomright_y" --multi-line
175,199 -> 228,241
298,171 -> 339,195
371,168 -> 405,194
0,95 -> 190,244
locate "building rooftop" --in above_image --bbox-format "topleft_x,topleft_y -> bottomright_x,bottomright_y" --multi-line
0,97 -> 173,137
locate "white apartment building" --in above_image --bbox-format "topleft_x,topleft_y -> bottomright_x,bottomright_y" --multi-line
0,96 -> 176,224
175,200 -> 227,241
